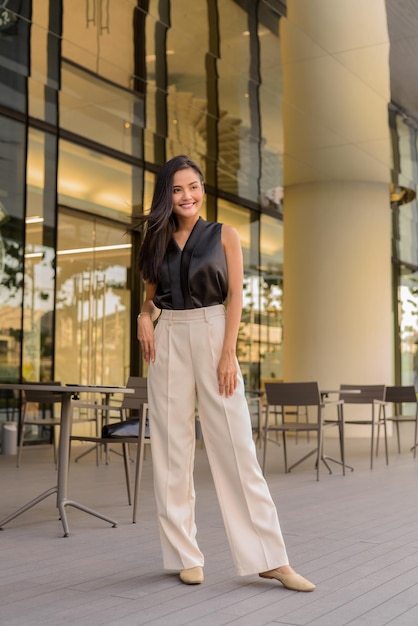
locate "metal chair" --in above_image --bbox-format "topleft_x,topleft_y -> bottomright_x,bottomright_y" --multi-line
379,385 -> 418,457
339,384 -> 387,469
262,381 -> 345,481
70,376 -> 151,523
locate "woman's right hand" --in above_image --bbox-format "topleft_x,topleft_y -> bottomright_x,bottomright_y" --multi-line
138,284 -> 158,364
137,314 -> 155,364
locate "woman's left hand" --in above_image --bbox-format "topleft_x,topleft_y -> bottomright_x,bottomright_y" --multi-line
217,351 -> 238,397
137,314 -> 156,364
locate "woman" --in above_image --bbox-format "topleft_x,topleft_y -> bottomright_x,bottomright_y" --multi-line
136,155 -> 315,591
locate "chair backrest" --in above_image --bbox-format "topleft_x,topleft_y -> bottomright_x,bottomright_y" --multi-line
264,381 -> 321,407
385,385 -> 417,404
121,376 -> 148,412
23,382 -> 62,404
339,384 -> 385,404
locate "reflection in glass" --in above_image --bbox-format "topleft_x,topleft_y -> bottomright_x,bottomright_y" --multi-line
392,111 -> 418,384
23,129 -> 57,382
29,17 -> 48,121
144,2 -> 160,163
57,140 -> 142,223
22,249 -> 55,382
396,200 -> 418,268
396,117 -> 414,189
398,267 -> 418,387
61,0 -> 135,89
260,214 -> 283,383
55,210 -> 131,386
218,2 -> 252,198
258,3 -> 284,213
0,227 -> 24,383
0,117 -> 26,382
217,204 -> 283,387
143,171 -> 156,214
393,117 -> 418,267
165,3 -> 208,162
60,62 -> 144,158
0,0 -> 30,112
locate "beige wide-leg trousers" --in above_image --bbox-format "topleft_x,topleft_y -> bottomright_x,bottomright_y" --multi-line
148,305 -> 289,576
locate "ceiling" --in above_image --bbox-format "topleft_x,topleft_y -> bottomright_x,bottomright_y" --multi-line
386,0 -> 418,123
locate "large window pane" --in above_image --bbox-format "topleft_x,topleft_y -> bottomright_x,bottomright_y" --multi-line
61,0 -> 136,89
398,266 -> 418,387
391,111 -> 418,385
397,117 -> 415,189
55,210 -> 131,386
29,3 -> 61,124
258,2 -> 284,213
260,214 -> 283,383
397,200 -> 418,267
165,2 -> 208,162
60,62 -> 144,158
0,117 -> 26,383
23,129 -> 57,382
28,8 -> 49,121
143,1 -> 159,163
57,140 -> 142,223
393,118 -> 418,266
218,2 -> 252,198
0,0 -> 31,112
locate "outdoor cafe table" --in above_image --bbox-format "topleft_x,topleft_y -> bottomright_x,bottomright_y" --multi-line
0,383 -> 134,536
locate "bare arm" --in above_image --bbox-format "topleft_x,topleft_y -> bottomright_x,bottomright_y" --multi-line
137,281 -> 158,364
218,224 -> 243,397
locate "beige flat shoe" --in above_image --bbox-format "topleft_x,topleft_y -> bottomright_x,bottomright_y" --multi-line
259,569 -> 315,592
179,566 -> 204,585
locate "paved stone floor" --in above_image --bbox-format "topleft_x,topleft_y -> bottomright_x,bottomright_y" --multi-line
0,432 -> 418,625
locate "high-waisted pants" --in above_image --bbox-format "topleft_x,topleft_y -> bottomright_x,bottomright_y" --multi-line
147,304 -> 289,576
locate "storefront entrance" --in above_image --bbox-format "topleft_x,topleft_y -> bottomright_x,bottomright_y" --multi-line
55,208 -> 131,386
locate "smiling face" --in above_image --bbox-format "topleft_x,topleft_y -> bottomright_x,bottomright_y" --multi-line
171,167 -> 204,223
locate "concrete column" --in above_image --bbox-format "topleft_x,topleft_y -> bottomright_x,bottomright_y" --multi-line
283,182 -> 392,388
280,1 -> 393,393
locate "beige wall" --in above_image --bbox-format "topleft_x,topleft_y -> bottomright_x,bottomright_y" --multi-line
283,182 -> 392,389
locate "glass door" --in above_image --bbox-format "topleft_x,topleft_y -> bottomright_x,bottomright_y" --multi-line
397,265 -> 418,387
55,209 -> 131,386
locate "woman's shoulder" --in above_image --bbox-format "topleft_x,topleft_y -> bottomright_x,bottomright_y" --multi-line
198,218 -> 223,236
199,219 -> 239,245
201,219 -> 237,234
220,223 -> 240,243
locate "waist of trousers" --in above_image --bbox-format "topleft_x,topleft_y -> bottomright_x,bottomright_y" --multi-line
159,304 -> 225,323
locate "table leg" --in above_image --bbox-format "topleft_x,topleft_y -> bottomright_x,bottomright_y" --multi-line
56,394 -> 118,536
0,487 -> 57,530
58,500 -> 118,537
322,405 -> 354,473
0,391 -> 118,536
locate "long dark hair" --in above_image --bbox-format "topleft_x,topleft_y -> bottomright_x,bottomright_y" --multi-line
134,155 -> 204,283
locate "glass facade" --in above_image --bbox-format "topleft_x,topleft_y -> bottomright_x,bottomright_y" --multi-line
0,116 -> 26,383
23,128 -> 57,382
0,0 -> 287,413
1,0 -> 417,439
55,208 -> 131,385
391,110 -> 418,386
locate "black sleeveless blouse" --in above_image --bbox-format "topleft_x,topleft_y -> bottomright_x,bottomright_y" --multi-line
153,217 -> 228,310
